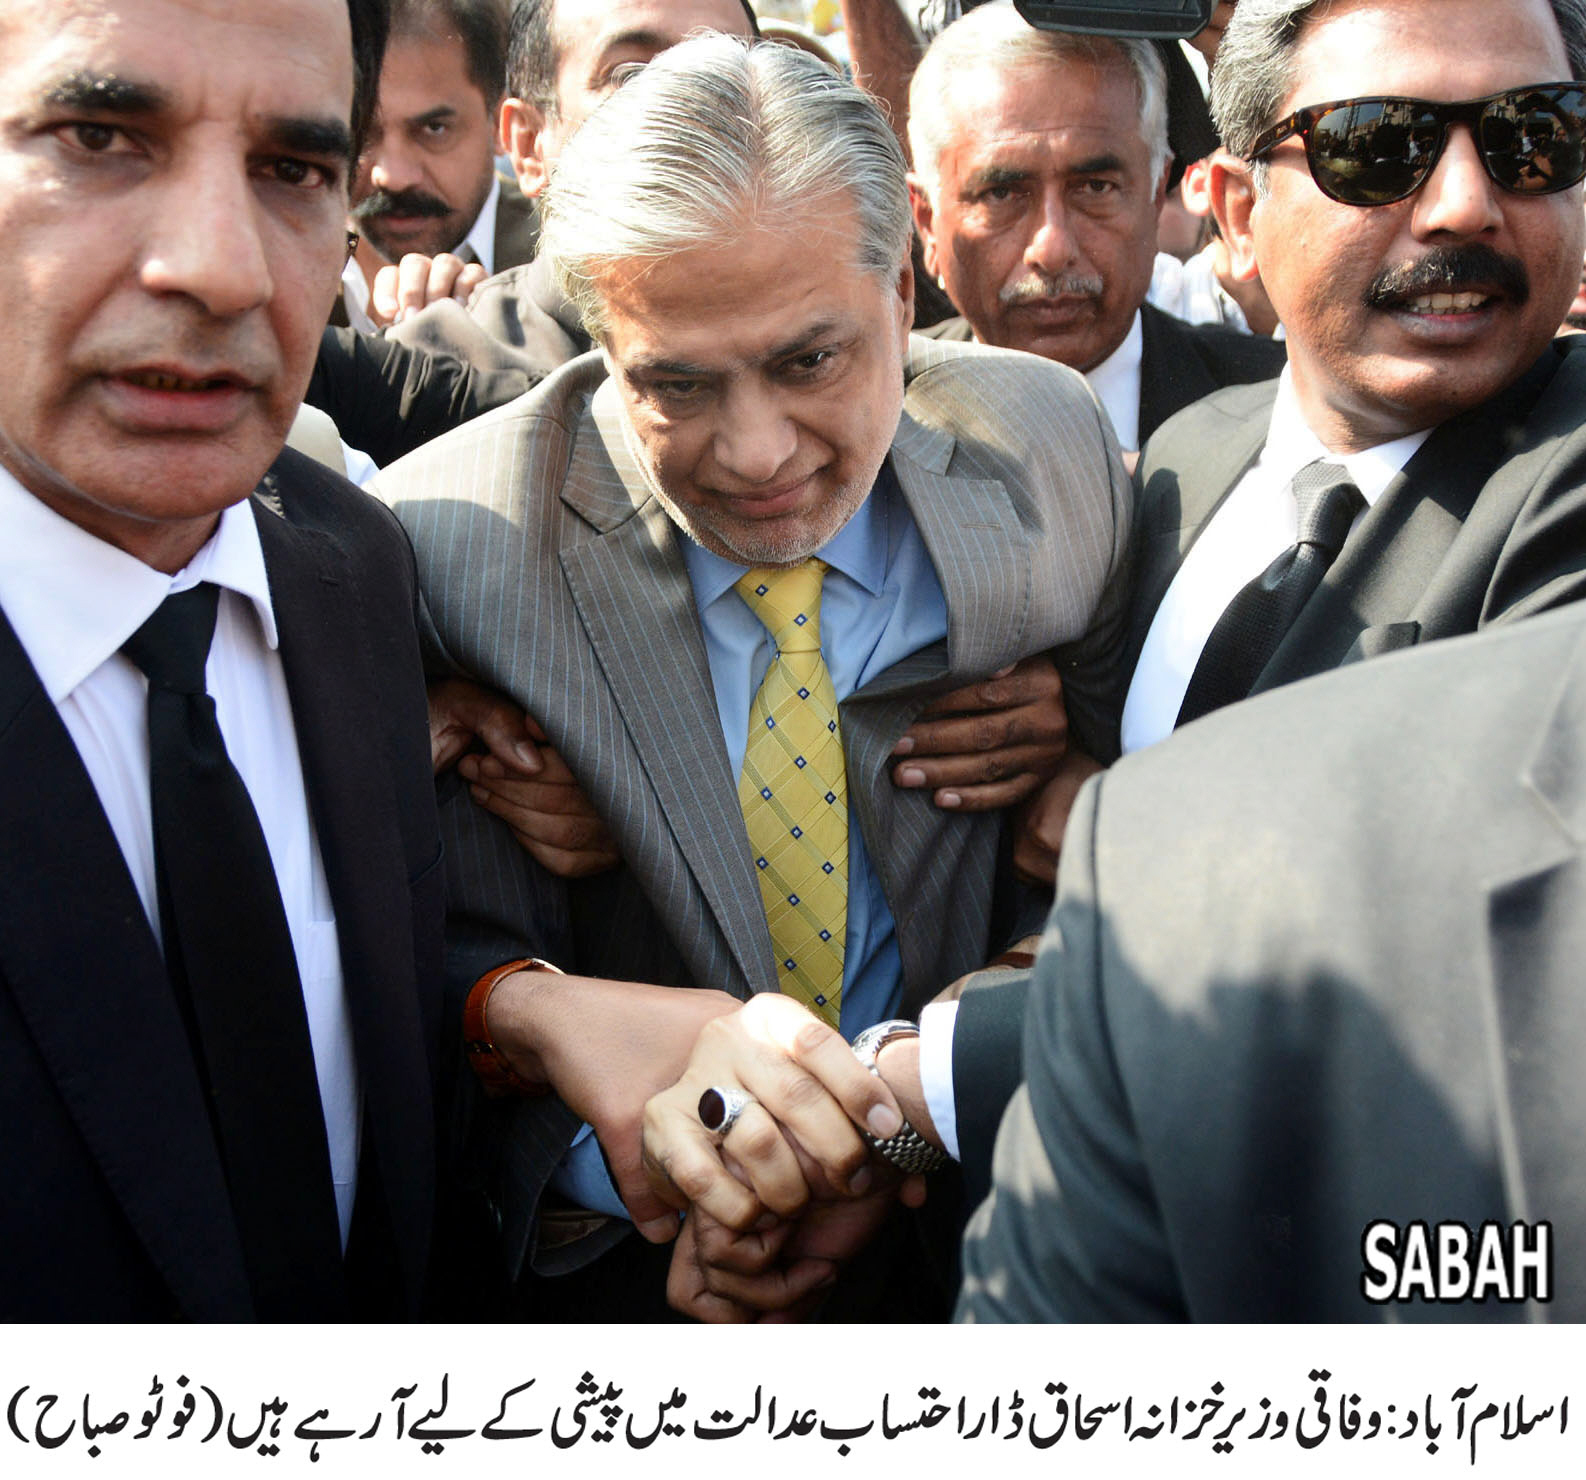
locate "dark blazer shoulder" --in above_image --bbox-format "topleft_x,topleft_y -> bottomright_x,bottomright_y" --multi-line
258,446 -> 417,568
490,174 -> 541,274
1137,302 -> 1286,443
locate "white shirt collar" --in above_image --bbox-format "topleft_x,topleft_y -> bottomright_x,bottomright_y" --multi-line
0,466 -> 277,703
462,175 -> 503,276
966,307 -> 1144,452
1260,368 -> 1433,506
340,255 -> 377,335
1084,309 -> 1145,453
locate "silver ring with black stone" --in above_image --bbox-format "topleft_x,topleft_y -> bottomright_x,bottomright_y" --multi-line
697,1085 -> 755,1137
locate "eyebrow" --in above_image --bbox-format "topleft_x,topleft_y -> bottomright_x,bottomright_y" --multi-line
590,29 -> 676,69
409,105 -> 459,128
264,114 -> 354,161
1069,152 -> 1129,175
960,163 -> 1033,196
38,69 -> 351,162
43,71 -> 171,114
625,319 -> 851,378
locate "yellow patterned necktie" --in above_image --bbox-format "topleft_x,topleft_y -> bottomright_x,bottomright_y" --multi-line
735,559 -> 847,1027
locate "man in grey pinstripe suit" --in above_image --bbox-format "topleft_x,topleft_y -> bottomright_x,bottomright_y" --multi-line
378,35 -> 1132,1319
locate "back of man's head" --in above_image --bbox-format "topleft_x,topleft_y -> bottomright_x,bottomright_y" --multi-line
540,32 -> 910,337
348,0 -> 392,153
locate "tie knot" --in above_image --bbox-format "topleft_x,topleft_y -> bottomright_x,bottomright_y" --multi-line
1290,460 -> 1364,556
735,559 -> 828,652
122,583 -> 220,694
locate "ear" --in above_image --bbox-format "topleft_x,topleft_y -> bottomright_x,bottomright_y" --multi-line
894,253 -> 915,341
1208,149 -> 1262,284
907,175 -> 941,281
500,96 -> 554,199
1179,155 -> 1213,217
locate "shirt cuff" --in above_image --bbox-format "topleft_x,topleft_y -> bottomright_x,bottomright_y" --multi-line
550,1122 -> 631,1221
919,999 -> 961,1163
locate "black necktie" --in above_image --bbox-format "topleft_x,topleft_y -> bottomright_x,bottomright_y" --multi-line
123,583 -> 345,1319
1175,460 -> 1365,727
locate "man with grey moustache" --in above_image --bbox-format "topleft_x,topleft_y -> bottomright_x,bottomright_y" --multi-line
907,2 -> 1285,457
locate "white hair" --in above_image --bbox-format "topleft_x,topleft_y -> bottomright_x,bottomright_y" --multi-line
540,33 -> 912,338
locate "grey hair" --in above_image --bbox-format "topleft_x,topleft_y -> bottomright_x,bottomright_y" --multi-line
540,33 -> 911,338
907,0 -> 1169,199
1213,0 -> 1586,192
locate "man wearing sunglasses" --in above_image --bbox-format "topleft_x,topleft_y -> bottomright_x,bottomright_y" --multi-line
1116,0 -> 1586,757
954,0 -> 1586,1323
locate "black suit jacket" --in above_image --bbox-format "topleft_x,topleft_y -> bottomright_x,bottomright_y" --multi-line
0,451 -> 445,1320
952,336 -> 1586,1195
919,302 -> 1285,446
960,602 -> 1586,1321
307,327 -> 537,468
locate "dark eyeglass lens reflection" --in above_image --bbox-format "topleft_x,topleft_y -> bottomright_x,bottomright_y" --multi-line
1253,85 -> 1586,206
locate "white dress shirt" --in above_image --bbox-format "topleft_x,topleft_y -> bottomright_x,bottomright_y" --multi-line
0,471 -> 361,1242
1084,308 -> 1145,455
1121,369 -> 1431,754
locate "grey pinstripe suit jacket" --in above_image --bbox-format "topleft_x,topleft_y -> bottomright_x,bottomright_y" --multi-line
376,335 -> 1132,1280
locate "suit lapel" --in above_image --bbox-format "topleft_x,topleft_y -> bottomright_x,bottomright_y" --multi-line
1481,624 -> 1586,1319
251,493 -> 435,1313
890,405 -> 1034,681
1126,384 -> 1272,671
1138,304 -> 1214,445
0,608 -> 250,1318
555,385 -> 774,994
847,411 -> 1023,1006
1268,348 -> 1564,687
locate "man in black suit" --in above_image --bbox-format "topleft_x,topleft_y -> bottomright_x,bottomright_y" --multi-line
0,0 -> 445,1320
1115,0 -> 1586,754
955,0 -> 1586,1198
906,2 -> 1285,455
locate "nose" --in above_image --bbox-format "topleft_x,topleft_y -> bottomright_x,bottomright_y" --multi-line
1025,186 -> 1078,275
713,380 -> 799,485
1413,123 -> 1504,238
139,149 -> 272,317
367,139 -> 424,196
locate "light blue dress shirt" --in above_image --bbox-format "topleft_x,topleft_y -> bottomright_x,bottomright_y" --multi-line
555,466 -> 949,1218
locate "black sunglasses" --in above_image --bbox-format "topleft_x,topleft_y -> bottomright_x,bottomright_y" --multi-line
1247,83 -> 1586,206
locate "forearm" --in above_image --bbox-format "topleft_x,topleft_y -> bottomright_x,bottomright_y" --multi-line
839,0 -> 922,159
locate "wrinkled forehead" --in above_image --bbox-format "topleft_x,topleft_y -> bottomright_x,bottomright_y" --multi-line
0,0 -> 355,135
592,215 -> 897,363
942,57 -> 1151,165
